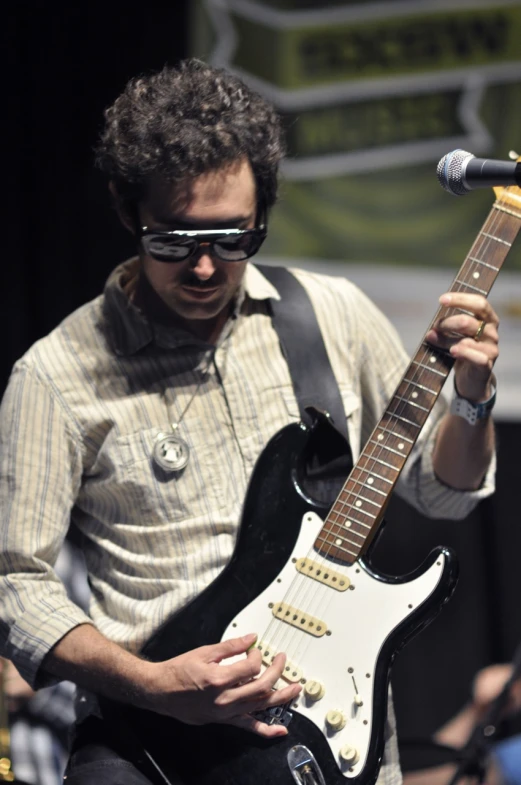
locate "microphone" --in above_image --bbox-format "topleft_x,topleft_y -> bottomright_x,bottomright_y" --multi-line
437,149 -> 521,196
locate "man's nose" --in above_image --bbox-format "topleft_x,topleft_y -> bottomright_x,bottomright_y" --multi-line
189,245 -> 217,280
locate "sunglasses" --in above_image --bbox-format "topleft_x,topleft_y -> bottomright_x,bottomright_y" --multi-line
139,225 -> 267,263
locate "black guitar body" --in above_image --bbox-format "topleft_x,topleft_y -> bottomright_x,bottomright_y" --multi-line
100,421 -> 458,785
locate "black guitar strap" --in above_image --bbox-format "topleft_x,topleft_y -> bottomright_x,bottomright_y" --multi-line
255,263 -> 353,480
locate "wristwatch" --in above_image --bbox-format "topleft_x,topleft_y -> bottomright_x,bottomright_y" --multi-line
450,382 -> 497,425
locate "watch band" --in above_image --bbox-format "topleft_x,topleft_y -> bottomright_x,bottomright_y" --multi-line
450,383 -> 497,425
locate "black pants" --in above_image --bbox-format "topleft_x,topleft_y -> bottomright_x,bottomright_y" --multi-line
64,716 -> 160,785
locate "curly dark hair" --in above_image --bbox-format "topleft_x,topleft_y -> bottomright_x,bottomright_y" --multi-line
95,58 -> 285,214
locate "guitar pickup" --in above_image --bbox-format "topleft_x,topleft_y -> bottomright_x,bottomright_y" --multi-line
296,558 -> 350,591
257,640 -> 303,683
272,602 -> 328,638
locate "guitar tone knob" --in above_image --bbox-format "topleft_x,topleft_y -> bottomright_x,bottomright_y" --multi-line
304,680 -> 325,701
340,745 -> 360,765
325,709 -> 347,731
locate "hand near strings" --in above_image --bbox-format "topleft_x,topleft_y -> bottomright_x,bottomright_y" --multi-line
141,633 -> 301,738
426,292 -> 499,402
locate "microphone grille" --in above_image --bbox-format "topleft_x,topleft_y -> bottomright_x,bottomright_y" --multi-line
436,149 -> 473,196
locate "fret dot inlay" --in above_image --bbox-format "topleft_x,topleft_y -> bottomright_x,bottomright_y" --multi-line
367,478 -> 374,485
377,434 -> 384,441
412,392 -> 418,399
335,538 -> 342,546
345,521 -> 352,528
355,501 -> 362,507
398,443 -> 404,450
430,356 -> 436,363
473,272 -> 480,279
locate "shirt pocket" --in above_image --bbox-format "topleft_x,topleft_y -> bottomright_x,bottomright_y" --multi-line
112,420 -> 243,529
82,426 -> 195,524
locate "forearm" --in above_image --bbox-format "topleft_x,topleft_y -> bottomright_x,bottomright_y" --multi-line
43,626 -> 301,738
43,623 -> 153,709
432,413 -> 495,491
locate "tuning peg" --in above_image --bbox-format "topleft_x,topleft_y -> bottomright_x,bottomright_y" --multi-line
508,150 -> 519,160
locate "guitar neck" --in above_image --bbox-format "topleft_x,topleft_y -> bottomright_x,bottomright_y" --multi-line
315,192 -> 521,565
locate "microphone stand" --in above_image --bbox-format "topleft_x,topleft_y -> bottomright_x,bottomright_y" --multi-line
446,642 -> 521,785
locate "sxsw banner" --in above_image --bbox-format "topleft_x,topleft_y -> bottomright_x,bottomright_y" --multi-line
191,0 -> 521,419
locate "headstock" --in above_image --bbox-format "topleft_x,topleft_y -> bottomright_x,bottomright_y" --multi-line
493,151 -> 521,211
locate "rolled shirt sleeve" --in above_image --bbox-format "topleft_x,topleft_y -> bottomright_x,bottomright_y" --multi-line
398,395 -> 496,519
0,362 -> 93,688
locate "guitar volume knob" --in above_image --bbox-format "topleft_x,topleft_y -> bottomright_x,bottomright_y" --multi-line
340,745 -> 360,765
304,680 -> 325,701
325,709 -> 347,731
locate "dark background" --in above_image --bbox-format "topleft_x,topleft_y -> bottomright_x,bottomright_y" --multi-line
4,3 -> 521,755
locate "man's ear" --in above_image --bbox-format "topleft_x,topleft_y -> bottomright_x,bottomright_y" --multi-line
109,182 -> 136,235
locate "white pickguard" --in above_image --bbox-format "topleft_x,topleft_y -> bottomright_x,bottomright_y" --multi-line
223,511 -> 447,780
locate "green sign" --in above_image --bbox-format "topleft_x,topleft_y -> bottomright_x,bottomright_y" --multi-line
191,1 -> 521,269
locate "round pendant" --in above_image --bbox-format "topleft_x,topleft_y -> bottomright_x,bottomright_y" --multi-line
153,432 -> 190,472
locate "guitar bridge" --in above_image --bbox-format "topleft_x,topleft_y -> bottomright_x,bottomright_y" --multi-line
251,700 -> 293,727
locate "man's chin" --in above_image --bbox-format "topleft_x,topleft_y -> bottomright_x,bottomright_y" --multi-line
169,294 -> 228,322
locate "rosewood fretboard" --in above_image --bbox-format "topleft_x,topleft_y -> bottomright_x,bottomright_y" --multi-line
315,188 -> 521,565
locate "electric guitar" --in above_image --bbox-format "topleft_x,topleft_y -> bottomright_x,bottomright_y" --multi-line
100,175 -> 521,785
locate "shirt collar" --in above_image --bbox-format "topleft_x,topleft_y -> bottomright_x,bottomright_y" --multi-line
242,262 -> 281,303
102,259 -> 281,357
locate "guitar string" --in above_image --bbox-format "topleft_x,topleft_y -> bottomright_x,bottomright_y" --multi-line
305,190 -> 513,574
257,200 -> 506,665
257,193 -> 516,682
255,189 -> 520,690
295,195 -> 514,633
262,197 -> 521,730
256,239 -> 505,689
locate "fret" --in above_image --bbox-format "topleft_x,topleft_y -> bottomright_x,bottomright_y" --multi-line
339,505 -> 377,520
335,495 -> 384,514
343,492 -> 382,510
467,256 -> 500,272
492,203 -> 521,219
454,279 -> 488,295
412,361 -> 446,378
368,439 -> 409,458
316,535 -> 358,559
355,470 -> 394,486
403,378 -> 438,395
330,516 -> 371,532
387,411 -> 423,430
395,394 -> 430,413
328,524 -> 366,542
376,423 -> 415,444
481,232 -> 511,246
336,516 -> 372,531
362,455 -> 399,472
347,477 -> 388,497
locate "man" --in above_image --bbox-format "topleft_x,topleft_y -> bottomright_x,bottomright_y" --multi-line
0,59 -> 499,784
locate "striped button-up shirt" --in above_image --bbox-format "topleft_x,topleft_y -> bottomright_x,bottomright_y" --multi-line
0,260 -> 494,784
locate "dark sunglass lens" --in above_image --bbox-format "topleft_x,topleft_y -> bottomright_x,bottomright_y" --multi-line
144,236 -> 194,262
215,232 -> 263,261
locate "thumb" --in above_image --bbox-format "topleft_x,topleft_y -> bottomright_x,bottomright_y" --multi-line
209,634 -> 258,663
